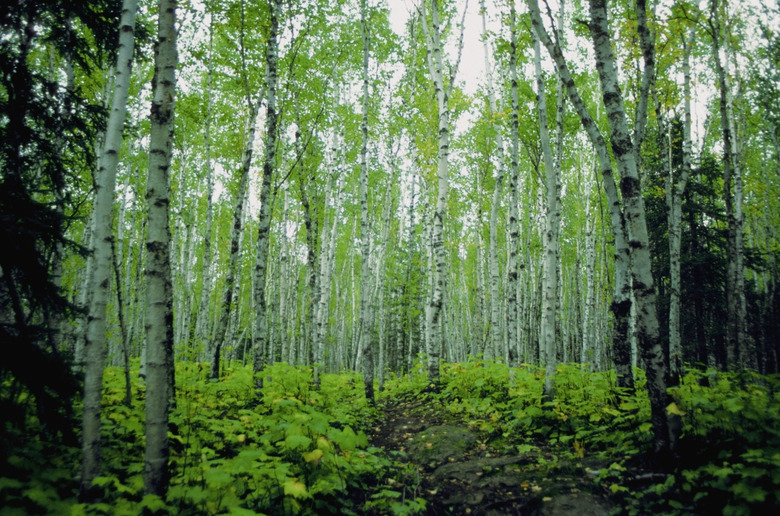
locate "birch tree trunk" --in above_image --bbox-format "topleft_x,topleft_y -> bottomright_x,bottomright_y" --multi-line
375,170 -> 396,389
420,0 -> 452,386
534,26 -> 561,402
588,0 -> 674,464
709,0 -> 737,368
313,165 -> 338,388
210,105 -> 257,379
194,15 -> 216,352
666,29 -> 694,379
79,0 -> 137,498
527,0 -> 634,391
357,0 -> 377,403
481,0 -> 504,362
144,0 -> 176,496
709,0 -> 750,370
253,0 -> 280,390
581,158 -> 596,366
505,3 -> 521,368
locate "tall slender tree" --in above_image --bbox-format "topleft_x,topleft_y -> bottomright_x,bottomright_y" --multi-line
589,0 -> 674,463
528,0 -> 673,462
506,1 -> 521,367
666,29 -> 694,379
534,19 -> 562,401
419,0 -> 465,385
253,0 -> 281,390
709,0 -> 748,370
80,0 -> 137,498
358,0 -> 376,403
144,0 -> 177,496
194,12 -> 216,355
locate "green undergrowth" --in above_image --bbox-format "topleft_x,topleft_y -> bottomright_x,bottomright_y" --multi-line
1,361 -> 422,515
380,360 -> 780,515
3,360 -> 779,515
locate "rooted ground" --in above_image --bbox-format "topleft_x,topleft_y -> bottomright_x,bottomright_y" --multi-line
370,396 -> 617,515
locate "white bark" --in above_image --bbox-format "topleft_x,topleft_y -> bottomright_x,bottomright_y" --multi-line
358,0 -> 375,403
313,164 -> 339,388
582,157 -> 596,366
80,0 -> 137,498
194,15 -> 216,351
144,0 -> 176,496
527,0 -> 633,390
420,0 -> 454,385
253,0 -> 280,389
506,3 -> 521,367
534,26 -> 561,401
480,0 -> 505,362
589,0 -> 672,462
666,29 -> 694,379
210,105 -> 257,379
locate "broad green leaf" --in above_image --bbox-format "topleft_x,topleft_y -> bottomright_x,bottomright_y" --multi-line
285,434 -> 313,450
283,478 -> 309,499
303,448 -> 324,464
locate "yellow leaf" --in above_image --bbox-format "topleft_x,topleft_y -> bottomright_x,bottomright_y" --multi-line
236,434 -> 246,443
317,437 -> 332,450
574,439 -> 585,459
283,479 -> 308,499
302,448 -> 323,465
666,402 -> 686,416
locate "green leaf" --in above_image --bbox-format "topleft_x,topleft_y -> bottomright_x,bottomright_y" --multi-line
140,494 -> 168,512
22,485 -> 56,506
205,467 -> 233,488
732,482 -> 767,503
228,506 -> 264,515
285,434 -> 313,450
0,477 -> 24,491
303,448 -> 324,464
283,478 -> 309,499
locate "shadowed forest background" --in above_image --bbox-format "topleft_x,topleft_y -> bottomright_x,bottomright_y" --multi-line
1,0 -> 779,514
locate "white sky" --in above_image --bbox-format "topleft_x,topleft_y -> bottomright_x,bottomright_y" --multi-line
387,0 -> 490,96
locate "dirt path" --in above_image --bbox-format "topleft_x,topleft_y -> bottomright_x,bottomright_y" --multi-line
370,397 -> 617,515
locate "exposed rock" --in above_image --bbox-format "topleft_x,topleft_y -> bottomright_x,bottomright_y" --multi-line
407,425 -> 478,467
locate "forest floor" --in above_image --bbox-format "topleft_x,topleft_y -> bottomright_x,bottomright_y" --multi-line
369,394 -> 618,515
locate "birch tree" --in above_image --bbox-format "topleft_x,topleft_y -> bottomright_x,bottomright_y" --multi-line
194,13 -> 216,354
144,0 -> 177,496
253,0 -> 280,390
528,0 -> 675,463
666,29 -> 694,379
419,0 -> 450,385
80,0 -> 137,497
709,0 -> 749,370
210,104 -> 257,379
588,0 -> 674,463
313,164 -> 339,388
479,0 -> 505,362
533,22 -> 562,401
526,0 -> 634,390
506,2 -> 521,367
357,0 -> 376,403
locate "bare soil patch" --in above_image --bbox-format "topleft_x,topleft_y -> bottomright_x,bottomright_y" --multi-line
370,397 -> 617,515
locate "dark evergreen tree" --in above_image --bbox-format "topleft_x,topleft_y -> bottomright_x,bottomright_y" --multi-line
0,0 -> 120,442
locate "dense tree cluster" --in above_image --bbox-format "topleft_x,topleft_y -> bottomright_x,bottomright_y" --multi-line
1,0 -> 779,500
